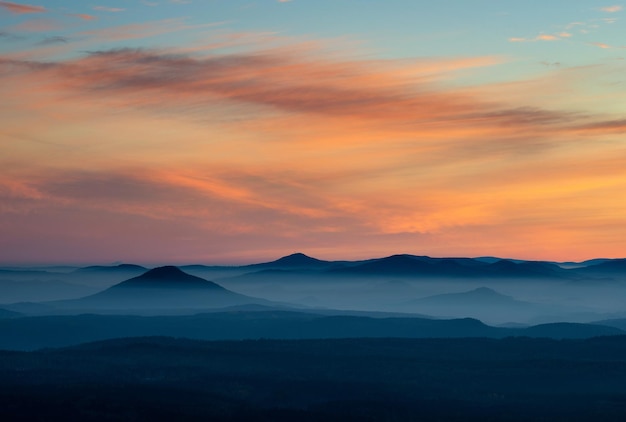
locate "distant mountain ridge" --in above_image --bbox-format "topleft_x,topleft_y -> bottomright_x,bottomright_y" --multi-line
6,253 -> 626,281
245,252 -> 335,270
328,254 -> 569,279
410,287 -> 525,307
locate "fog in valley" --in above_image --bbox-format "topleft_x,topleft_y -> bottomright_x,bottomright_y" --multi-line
2,253 -> 626,326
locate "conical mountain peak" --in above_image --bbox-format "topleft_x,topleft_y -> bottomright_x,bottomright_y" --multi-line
139,266 -> 190,280
275,253 -> 322,264
248,252 -> 331,269
114,266 -> 226,290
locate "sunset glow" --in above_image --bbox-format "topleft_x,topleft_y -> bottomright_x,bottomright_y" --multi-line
1,0 -> 625,264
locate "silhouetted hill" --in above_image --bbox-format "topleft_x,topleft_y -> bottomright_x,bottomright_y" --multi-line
592,318 -> 626,331
410,287 -> 526,307
329,255 -> 569,279
0,308 -> 21,318
52,266 -> 275,311
112,266 -> 228,290
399,287 -> 552,324
575,259 -> 626,277
484,260 -> 567,278
330,254 -> 467,276
246,252 -> 334,270
581,258 -> 613,266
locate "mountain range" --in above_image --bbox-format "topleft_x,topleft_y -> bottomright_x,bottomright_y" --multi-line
5,252 -> 626,282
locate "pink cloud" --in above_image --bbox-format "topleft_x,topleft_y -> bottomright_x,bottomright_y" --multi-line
69,13 -> 96,21
589,42 -> 612,48
601,5 -> 623,12
2,37 -> 625,263
509,34 -> 562,43
93,6 -> 124,12
536,34 -> 559,41
0,1 -> 45,14
80,18 -> 206,41
10,18 -> 63,32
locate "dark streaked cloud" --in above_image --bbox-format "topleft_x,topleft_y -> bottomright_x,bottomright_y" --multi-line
93,6 -> 125,12
574,118 -> 626,133
37,35 -> 69,45
68,13 -> 96,21
0,30 -> 25,41
13,47 -> 576,133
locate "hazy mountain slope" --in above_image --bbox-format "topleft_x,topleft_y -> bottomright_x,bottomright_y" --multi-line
408,287 -> 525,307
328,255 -> 571,279
0,308 -> 21,318
51,266 -> 276,311
0,311 -> 622,351
244,252 -> 336,270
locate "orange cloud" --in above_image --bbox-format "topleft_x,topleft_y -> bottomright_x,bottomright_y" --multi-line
0,1 -> 45,14
93,6 -> 124,12
536,34 -> 559,41
69,13 -> 96,21
509,34 -> 562,43
2,35 -> 626,262
9,18 -> 62,32
589,42 -> 612,49
601,5 -> 623,12
80,18 -> 214,42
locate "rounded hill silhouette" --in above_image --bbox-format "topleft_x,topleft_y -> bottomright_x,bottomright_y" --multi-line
248,252 -> 332,270
113,266 -> 227,290
57,266 -> 272,311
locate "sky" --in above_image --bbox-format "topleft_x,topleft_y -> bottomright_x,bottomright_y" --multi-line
1,1 -> 625,265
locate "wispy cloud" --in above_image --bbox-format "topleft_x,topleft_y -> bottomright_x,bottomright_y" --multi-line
10,18 -> 63,32
80,18 -> 202,42
93,6 -> 125,12
508,34 -> 562,42
7,47 -> 513,129
2,33 -> 624,262
601,5 -> 623,13
37,35 -> 69,45
69,13 -> 96,21
589,41 -> 612,49
0,30 -> 24,41
536,34 -> 559,41
0,1 -> 45,14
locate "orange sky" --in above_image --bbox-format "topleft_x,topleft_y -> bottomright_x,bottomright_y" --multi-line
1,1 -> 626,264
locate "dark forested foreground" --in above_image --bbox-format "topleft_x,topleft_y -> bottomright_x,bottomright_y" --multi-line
4,336 -> 626,421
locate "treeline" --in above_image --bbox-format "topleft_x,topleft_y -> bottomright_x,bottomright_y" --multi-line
3,336 -> 626,421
